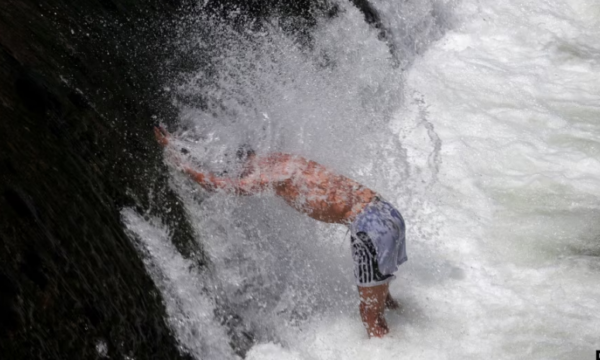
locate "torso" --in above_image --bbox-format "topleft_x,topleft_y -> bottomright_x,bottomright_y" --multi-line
247,153 -> 377,224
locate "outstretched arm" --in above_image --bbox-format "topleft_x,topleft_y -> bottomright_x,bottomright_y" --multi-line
153,126 -> 266,195
182,166 -> 264,195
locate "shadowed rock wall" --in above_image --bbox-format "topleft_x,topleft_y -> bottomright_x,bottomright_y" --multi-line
0,0 -> 199,358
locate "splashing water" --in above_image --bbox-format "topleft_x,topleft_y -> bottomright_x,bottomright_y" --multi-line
125,0 -> 600,359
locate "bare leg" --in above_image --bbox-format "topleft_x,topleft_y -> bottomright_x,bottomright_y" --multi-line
358,283 -> 390,338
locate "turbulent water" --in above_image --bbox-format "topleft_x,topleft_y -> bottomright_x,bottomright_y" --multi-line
123,0 -> 600,359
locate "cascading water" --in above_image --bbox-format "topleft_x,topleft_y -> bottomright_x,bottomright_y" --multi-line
123,0 -> 600,359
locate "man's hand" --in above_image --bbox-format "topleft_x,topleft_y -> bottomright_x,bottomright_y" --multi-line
154,126 -> 169,147
154,126 -> 184,168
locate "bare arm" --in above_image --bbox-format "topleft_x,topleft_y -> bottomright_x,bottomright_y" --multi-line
154,126 -> 268,195
182,166 -> 265,195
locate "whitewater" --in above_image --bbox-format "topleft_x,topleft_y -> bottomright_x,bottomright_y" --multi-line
122,0 -> 600,359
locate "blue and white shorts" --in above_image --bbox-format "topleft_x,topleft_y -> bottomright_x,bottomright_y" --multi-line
349,197 -> 407,287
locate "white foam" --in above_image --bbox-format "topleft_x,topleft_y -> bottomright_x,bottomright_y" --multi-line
121,209 -> 239,360
135,0 -> 600,358
400,0 -> 600,357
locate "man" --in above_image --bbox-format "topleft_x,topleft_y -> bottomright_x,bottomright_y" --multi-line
154,127 -> 407,338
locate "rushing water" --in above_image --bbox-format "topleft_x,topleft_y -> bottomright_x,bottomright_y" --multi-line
123,0 -> 600,359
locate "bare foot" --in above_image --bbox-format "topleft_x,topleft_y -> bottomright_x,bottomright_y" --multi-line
369,315 -> 390,338
385,293 -> 400,310
369,324 -> 389,338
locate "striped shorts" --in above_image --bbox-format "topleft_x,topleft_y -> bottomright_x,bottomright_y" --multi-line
351,232 -> 395,286
350,198 -> 407,287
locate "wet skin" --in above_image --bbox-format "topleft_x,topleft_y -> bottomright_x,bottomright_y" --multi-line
154,126 -> 398,338
185,152 -> 378,224
359,283 -> 401,337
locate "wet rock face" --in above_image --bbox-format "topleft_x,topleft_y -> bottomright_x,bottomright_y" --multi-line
0,0 -> 197,358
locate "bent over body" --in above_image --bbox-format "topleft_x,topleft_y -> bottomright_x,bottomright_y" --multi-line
154,127 -> 407,338
184,152 -> 377,224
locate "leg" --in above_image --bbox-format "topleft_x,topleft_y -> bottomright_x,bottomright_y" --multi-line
358,283 -> 390,338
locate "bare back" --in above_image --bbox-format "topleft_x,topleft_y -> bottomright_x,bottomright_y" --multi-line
245,153 -> 376,224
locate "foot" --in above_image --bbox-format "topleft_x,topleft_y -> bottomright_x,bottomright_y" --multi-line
385,294 -> 400,310
369,324 -> 389,338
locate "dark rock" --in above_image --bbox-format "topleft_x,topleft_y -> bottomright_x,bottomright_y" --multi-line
0,0 -> 198,358
4,188 -> 39,221
14,71 -> 62,116
0,273 -> 23,338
